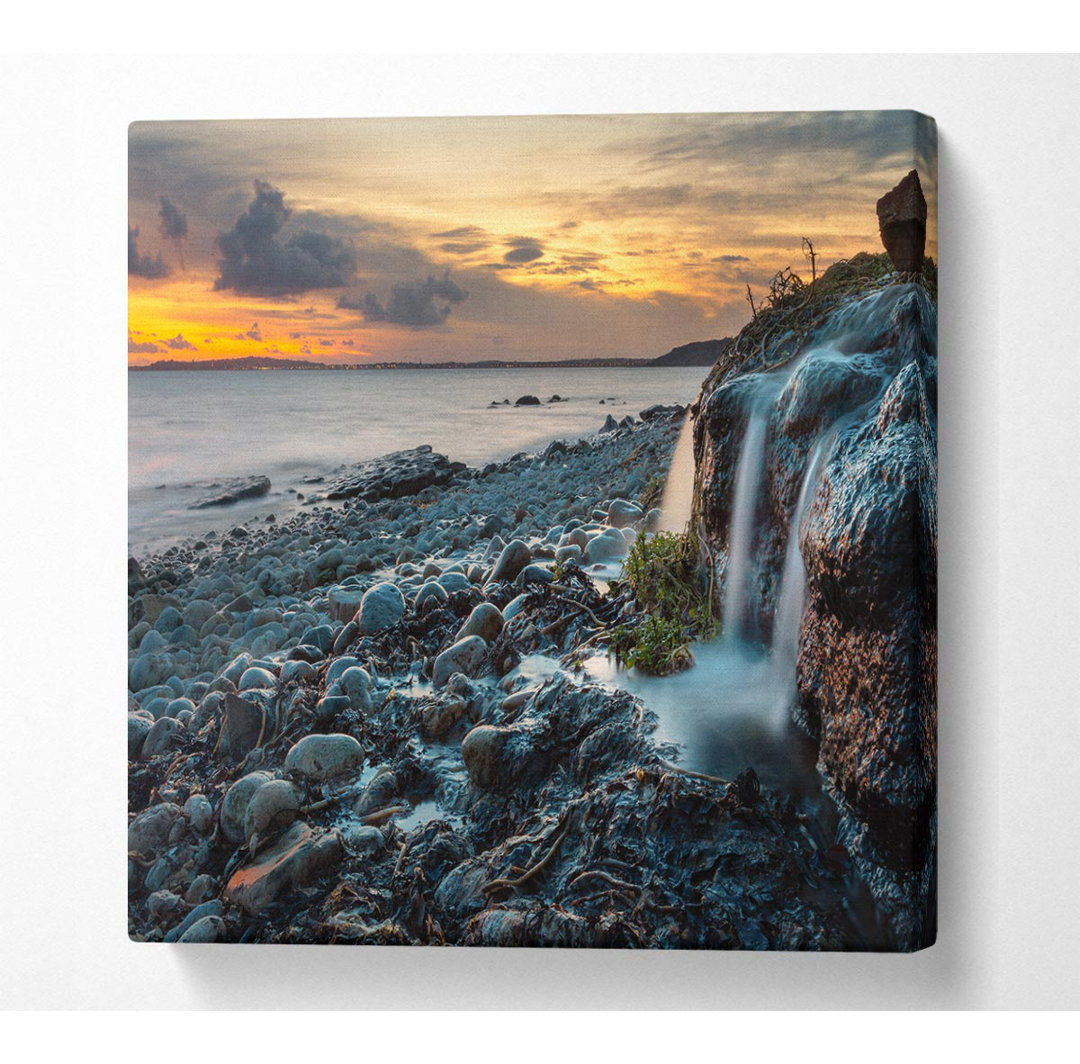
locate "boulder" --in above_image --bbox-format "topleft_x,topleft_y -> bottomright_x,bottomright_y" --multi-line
487,540 -> 532,584
432,635 -> 488,687
514,394 -> 541,406
224,822 -> 343,915
456,602 -> 504,643
326,446 -> 461,503
355,582 -> 405,634
284,733 -> 364,782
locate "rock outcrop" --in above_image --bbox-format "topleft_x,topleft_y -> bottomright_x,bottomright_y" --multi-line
876,169 -> 927,274
326,445 -> 463,502
691,264 -> 937,948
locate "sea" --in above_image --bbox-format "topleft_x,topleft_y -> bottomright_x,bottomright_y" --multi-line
128,366 -> 707,554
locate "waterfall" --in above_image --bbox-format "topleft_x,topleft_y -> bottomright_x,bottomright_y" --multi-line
769,430 -> 834,717
657,412 -> 696,533
720,405 -> 770,643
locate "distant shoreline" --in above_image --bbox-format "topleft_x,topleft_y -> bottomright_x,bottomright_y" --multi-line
129,357 -> 665,372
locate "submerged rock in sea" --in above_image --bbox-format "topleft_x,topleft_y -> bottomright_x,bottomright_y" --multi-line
189,475 -> 271,509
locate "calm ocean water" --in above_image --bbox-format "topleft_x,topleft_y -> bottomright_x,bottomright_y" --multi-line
128,366 -> 706,553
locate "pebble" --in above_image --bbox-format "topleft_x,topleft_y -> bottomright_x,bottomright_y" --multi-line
432,635 -> 488,686
456,602 -> 504,643
284,733 -> 365,782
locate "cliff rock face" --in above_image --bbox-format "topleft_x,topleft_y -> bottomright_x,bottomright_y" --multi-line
692,278 -> 937,948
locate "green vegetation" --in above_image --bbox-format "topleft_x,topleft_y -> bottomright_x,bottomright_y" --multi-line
638,473 -> 666,512
705,247 -> 938,394
609,530 -> 716,676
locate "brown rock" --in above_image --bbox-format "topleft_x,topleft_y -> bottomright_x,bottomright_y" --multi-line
876,169 -> 927,273
224,821 -> 343,914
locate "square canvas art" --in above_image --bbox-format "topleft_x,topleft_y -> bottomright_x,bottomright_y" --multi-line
128,111 -> 937,950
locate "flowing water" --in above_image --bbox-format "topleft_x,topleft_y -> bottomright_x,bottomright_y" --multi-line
656,412 -> 696,533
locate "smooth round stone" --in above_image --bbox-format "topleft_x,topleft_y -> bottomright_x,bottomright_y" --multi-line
284,734 -> 364,782
183,794 -> 214,835
154,606 -> 183,633
178,915 -> 227,943
437,572 -> 471,594
415,581 -> 449,610
555,544 -> 582,565
279,659 -> 315,685
356,582 -> 406,634
584,528 -> 626,564
487,540 -> 532,584
516,564 -> 553,587
300,624 -> 335,652
244,779 -> 301,842
141,716 -> 184,758
456,602 -> 504,643
238,666 -> 276,691
220,771 -> 273,844
325,656 -> 361,686
502,594 -> 530,622
182,599 -> 217,630
165,696 -> 196,719
138,629 -> 167,656
128,802 -> 185,856
336,666 -> 373,709
128,714 -> 153,759
432,635 -> 487,687
608,499 -> 644,527
221,653 -> 253,686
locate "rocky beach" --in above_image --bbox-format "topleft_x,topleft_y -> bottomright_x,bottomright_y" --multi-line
129,166 -> 936,950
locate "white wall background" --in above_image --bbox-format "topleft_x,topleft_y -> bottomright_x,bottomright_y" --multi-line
1,53 -> 1077,1010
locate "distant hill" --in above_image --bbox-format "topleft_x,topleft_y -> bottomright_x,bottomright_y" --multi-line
130,355 -> 329,371
650,338 -> 732,368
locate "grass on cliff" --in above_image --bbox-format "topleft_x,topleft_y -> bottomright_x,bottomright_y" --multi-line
610,530 -> 715,676
705,248 -> 938,393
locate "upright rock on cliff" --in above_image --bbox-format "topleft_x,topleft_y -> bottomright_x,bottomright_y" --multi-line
876,169 -> 927,274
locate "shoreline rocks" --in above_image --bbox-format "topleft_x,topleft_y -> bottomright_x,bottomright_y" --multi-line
189,475 -> 271,509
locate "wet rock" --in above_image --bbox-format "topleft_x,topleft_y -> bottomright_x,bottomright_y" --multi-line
141,716 -> 183,759
128,713 -> 153,759
487,539 -> 532,584
189,475 -> 271,509
514,394 -> 541,406
600,414 -> 618,433
183,794 -> 214,835
876,169 -> 927,273
178,915 -> 227,943
238,666 -> 275,691
326,446 -> 459,503
222,692 -> 272,761
607,498 -> 643,528
461,725 -> 513,789
583,527 -> 625,564
284,733 -> 364,782
456,602 -> 503,643
356,582 -> 405,634
164,899 -> 223,942
128,803 -> 185,856
244,779 -> 302,843
224,821 -> 343,915
327,585 -> 365,624
220,771 -> 273,845
432,635 -> 488,687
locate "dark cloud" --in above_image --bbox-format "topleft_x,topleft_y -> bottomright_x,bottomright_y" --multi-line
128,226 -> 168,278
214,180 -> 356,296
245,322 -> 262,341
344,272 -> 468,328
158,196 -> 188,240
431,225 -> 488,239
503,237 -> 544,264
164,333 -> 196,351
439,241 -> 489,255
713,254 -> 749,263
128,336 -> 160,354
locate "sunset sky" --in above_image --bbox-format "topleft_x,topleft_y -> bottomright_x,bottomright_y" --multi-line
128,111 -> 936,365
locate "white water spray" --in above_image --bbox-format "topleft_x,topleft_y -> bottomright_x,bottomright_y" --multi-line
720,405 -> 770,643
769,431 -> 833,717
658,412 -> 696,533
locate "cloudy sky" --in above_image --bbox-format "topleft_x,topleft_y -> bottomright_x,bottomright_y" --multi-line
128,111 -> 936,365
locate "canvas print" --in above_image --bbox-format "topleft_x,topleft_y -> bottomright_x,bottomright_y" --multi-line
128,112 -> 937,950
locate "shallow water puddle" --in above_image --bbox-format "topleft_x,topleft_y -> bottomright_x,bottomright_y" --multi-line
583,640 -> 823,808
